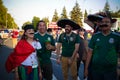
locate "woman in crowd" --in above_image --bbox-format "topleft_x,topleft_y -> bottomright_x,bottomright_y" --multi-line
5,24 -> 42,80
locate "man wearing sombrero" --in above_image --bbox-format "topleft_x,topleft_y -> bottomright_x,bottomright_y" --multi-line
56,19 -> 81,80
85,11 -> 117,33
84,12 -> 120,80
85,11 -> 117,80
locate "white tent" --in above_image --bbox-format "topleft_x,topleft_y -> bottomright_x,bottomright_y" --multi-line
83,23 -> 93,31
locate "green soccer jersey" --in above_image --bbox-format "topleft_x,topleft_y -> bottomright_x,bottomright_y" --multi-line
34,33 -> 55,65
89,32 -> 120,73
58,32 -> 80,57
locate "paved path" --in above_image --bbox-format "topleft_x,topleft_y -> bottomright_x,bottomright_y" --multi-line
1,45 -> 119,80
0,46 -> 85,80
0,46 -> 14,80
51,53 -> 84,80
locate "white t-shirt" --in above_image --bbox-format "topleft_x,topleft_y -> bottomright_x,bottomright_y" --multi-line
21,41 -> 41,68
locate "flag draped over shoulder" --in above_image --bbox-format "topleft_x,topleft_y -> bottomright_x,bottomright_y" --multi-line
5,40 -> 35,73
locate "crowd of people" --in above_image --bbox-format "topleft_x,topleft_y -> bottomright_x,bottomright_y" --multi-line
5,11 -> 120,80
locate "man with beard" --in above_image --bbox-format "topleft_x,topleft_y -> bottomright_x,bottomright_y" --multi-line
56,19 -> 81,80
84,11 -> 117,80
84,13 -> 120,80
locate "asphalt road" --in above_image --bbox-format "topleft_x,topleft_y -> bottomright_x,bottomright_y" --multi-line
0,45 -> 119,80
51,52 -> 84,80
0,45 -> 14,80
0,45 -> 85,80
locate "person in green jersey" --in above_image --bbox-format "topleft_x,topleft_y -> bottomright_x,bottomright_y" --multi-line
56,19 -> 81,80
84,12 -> 120,80
34,20 -> 56,80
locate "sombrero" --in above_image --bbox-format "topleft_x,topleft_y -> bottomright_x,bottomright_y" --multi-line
87,11 -> 117,23
57,18 -> 81,30
87,14 -> 103,22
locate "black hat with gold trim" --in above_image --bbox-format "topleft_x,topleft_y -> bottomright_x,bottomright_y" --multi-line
57,18 -> 81,30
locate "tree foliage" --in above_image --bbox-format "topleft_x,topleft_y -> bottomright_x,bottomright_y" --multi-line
111,10 -> 120,18
7,13 -> 18,29
52,9 -> 59,22
103,0 -> 120,18
84,9 -> 88,19
42,17 -> 49,26
22,21 -> 31,29
103,1 -> 110,12
60,6 -> 68,19
70,2 -> 83,27
32,16 -> 40,30
0,0 -> 18,29
0,0 -> 7,27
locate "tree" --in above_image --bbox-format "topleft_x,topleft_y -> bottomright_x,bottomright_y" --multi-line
111,9 -> 120,18
70,2 -> 83,27
52,9 -> 59,22
60,6 -> 68,19
42,17 -> 49,26
103,0 -> 120,18
6,13 -> 18,29
22,21 -> 31,29
32,16 -> 40,30
0,0 -> 7,28
84,9 -> 88,19
103,0 -> 110,12
0,0 -> 18,29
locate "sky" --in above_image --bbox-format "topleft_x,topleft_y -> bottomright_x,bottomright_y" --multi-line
3,0 -> 120,29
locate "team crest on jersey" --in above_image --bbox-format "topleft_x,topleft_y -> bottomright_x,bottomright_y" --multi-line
96,38 -> 100,41
109,38 -> 114,43
64,37 -> 66,40
70,37 -> 73,41
36,38 -> 39,41
47,37 -> 51,41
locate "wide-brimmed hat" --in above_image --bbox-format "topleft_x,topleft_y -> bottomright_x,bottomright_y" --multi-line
57,18 -> 81,30
87,14 -> 103,22
87,11 -> 117,23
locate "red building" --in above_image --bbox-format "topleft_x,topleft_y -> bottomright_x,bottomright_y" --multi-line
47,22 -> 62,39
48,22 -> 61,34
